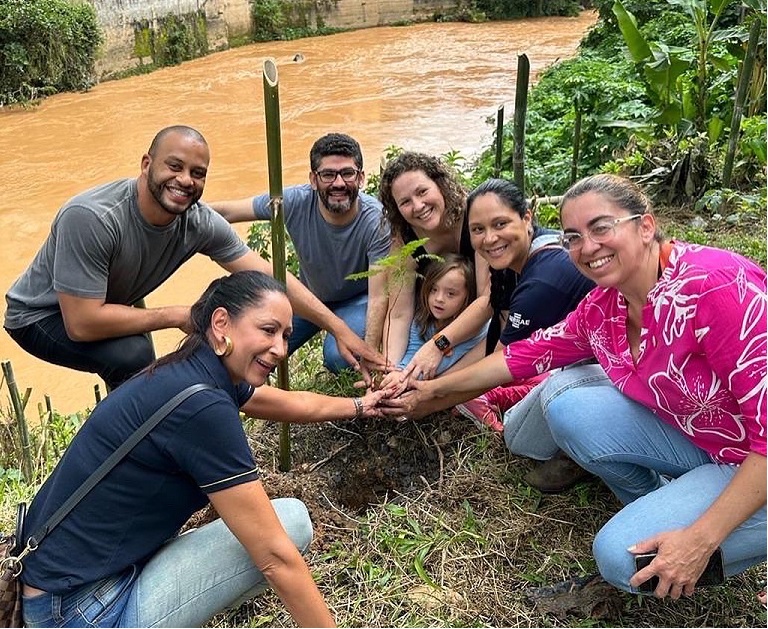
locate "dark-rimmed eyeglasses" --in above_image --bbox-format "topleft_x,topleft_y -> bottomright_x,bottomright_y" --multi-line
314,168 -> 361,184
560,214 -> 642,251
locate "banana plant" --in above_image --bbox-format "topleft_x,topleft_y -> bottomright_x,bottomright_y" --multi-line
612,0 -> 735,136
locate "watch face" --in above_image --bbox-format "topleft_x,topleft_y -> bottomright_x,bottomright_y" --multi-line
434,335 -> 450,351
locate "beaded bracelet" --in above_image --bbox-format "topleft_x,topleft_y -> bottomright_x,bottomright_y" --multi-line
352,397 -> 364,419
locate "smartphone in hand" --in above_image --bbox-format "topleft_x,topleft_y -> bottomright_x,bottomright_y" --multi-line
634,547 -> 725,593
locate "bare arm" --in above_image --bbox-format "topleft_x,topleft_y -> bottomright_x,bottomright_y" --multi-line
221,250 -> 387,371
400,294 -> 492,383
629,452 -> 767,598
209,481 -> 335,627
57,292 -> 190,342
241,385 -> 385,423
209,197 -> 258,224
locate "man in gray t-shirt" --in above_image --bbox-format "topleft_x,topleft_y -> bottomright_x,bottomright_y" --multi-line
211,133 -> 391,373
4,126 -> 384,389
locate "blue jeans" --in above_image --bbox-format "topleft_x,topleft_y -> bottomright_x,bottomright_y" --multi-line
542,365 -> 767,593
22,498 -> 313,628
502,363 -> 606,460
288,292 -> 367,373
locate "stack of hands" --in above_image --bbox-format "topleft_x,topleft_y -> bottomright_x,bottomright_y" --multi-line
354,360 -> 433,422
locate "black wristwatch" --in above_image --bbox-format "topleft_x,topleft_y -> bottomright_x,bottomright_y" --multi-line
432,333 -> 452,355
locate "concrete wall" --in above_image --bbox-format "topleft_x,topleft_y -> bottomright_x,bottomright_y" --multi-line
88,0 -> 458,78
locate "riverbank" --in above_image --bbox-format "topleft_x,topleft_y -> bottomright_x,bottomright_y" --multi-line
211,398 -> 766,627
92,0 -> 462,80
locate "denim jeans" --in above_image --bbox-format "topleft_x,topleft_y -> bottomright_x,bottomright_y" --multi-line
502,363 -> 607,460
22,498 -> 313,628
288,291 -> 367,373
5,313 -> 155,390
542,365 -> 767,593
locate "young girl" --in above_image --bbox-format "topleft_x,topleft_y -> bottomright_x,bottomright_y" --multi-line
395,253 -> 488,377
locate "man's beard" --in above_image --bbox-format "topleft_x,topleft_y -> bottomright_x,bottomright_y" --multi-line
318,184 -> 359,214
147,166 -> 201,216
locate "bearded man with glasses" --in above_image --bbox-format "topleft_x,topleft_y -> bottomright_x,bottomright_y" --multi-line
211,133 -> 390,376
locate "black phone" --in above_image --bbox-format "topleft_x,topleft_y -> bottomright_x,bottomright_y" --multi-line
634,547 -> 725,593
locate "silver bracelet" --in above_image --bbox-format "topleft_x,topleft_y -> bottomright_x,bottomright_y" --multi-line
352,397 -> 364,419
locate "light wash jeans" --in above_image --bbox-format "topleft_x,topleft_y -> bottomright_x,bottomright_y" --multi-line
22,498 -> 313,628
502,363 -> 608,460
288,292 -> 367,373
540,364 -> 767,593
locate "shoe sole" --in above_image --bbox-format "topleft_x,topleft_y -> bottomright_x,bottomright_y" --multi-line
455,405 -> 502,432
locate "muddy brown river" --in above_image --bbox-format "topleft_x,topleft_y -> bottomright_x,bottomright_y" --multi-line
0,13 -> 596,412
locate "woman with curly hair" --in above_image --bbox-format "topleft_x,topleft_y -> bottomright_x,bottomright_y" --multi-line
377,152 -> 492,382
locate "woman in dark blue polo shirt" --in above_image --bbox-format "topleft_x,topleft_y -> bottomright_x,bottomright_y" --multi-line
20,271 -> 382,627
457,178 -> 596,492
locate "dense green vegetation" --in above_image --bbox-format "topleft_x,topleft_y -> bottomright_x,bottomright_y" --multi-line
0,0 -> 101,106
473,0 -> 580,19
472,0 -> 767,215
249,0 -> 343,42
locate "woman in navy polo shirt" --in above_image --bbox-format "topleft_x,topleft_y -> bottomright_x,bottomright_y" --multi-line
21,271 -> 382,627
457,178 -> 596,492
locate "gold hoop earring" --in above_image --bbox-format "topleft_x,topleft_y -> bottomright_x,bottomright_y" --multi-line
215,336 -> 234,357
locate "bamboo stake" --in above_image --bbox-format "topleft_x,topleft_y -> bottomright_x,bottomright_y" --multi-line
263,57 -> 292,472
571,101 -> 582,185
2,360 -> 33,482
723,16 -> 761,187
493,105 -> 505,177
512,54 -> 530,190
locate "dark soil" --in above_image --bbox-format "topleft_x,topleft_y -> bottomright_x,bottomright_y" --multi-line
250,411 -> 466,551
189,410 -> 469,548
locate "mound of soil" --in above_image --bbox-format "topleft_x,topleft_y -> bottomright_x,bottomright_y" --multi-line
252,411 -> 466,551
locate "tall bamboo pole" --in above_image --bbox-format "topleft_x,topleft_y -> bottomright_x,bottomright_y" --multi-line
263,58 -> 292,472
493,105 -> 505,177
570,102 -> 583,185
512,54 -> 530,190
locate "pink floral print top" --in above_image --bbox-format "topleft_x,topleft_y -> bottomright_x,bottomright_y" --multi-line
503,241 -> 767,464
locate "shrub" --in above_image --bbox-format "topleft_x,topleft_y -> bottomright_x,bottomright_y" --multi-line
0,0 -> 101,105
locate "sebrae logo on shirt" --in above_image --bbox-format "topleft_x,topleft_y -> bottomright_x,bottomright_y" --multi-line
508,311 -> 530,328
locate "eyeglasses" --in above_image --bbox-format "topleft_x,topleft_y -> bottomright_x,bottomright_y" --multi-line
560,214 -> 642,251
314,168 -> 361,184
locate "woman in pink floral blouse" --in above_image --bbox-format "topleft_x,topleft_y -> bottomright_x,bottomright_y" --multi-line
386,174 -> 766,599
